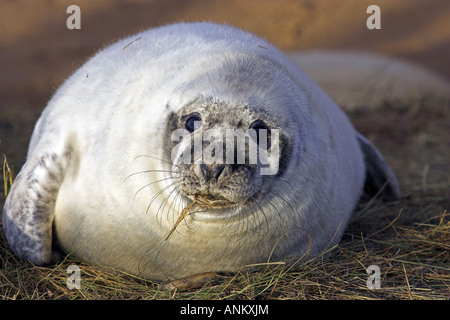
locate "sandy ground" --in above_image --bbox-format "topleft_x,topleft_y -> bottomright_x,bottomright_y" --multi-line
2,1 -> 450,101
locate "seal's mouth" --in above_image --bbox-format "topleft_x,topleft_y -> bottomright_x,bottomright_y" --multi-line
164,191 -> 261,240
190,194 -> 236,209
185,192 -> 259,210
164,194 -> 240,240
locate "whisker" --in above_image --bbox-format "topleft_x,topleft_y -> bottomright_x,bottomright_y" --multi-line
156,183 -> 181,227
235,201 -> 261,243
172,185 -> 189,224
253,196 -> 272,233
133,154 -> 181,169
124,169 -> 179,182
164,196 -> 201,240
133,176 -> 181,201
145,180 -> 180,215
164,184 -> 182,221
264,175 -> 295,190
260,186 -> 297,217
250,195 -> 278,245
258,187 -> 285,223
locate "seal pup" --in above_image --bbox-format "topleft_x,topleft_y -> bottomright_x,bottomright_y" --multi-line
2,22 -> 400,284
288,50 -> 450,110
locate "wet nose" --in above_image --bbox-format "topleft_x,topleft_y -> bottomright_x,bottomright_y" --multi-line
212,164 -> 226,179
195,163 -> 226,181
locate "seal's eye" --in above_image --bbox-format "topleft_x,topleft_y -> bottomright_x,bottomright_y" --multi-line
249,120 -> 271,148
184,114 -> 202,133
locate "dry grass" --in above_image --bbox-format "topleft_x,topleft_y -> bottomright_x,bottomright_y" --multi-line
0,100 -> 449,300
1,196 -> 448,300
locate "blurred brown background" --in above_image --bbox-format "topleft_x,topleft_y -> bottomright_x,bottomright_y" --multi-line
0,0 -> 449,170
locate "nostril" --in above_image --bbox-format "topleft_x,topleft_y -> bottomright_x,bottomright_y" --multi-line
195,163 -> 227,182
213,164 -> 226,179
200,163 -> 209,179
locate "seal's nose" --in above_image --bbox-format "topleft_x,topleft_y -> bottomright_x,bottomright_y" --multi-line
195,163 -> 227,182
212,164 -> 226,179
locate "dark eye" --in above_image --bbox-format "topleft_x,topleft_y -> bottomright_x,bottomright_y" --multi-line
184,114 -> 202,133
249,120 -> 271,148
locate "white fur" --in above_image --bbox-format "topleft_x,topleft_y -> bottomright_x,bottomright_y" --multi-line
3,23 -> 373,280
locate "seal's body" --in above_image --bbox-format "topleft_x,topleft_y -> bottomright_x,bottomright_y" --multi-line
2,23 -> 399,281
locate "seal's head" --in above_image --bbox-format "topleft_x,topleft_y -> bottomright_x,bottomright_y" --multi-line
171,101 -> 271,209
164,55 -> 297,217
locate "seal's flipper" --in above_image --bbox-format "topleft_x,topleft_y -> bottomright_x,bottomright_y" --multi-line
357,133 -> 401,200
2,152 -> 65,265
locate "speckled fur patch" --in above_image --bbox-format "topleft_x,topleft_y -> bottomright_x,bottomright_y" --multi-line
2,148 -> 71,265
